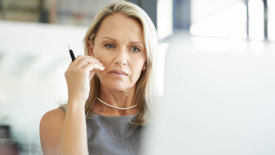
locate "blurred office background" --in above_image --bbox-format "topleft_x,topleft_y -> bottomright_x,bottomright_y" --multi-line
0,0 -> 274,154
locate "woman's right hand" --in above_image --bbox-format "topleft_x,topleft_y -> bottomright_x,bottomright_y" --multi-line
64,55 -> 105,107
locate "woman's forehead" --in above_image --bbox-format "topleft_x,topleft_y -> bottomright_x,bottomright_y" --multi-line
95,13 -> 144,43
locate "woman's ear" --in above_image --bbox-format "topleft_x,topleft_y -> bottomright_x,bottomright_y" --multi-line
88,41 -> 94,56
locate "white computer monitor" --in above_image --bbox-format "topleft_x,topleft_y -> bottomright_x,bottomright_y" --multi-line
141,33 -> 275,155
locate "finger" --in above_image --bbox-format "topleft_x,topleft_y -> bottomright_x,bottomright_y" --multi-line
82,63 -> 105,73
86,56 -> 102,64
72,55 -> 87,65
74,55 -> 85,63
68,55 -> 83,66
75,56 -> 102,68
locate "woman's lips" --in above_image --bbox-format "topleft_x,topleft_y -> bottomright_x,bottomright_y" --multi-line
109,70 -> 129,76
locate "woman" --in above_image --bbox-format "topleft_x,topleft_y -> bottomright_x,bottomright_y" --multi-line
40,1 -> 158,155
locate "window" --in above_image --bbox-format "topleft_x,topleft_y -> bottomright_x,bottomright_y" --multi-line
190,0 -> 246,39
268,0 -> 275,41
248,0 -> 264,40
190,0 -> 275,41
157,0 -> 173,39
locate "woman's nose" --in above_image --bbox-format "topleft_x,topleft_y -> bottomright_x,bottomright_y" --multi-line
114,49 -> 128,65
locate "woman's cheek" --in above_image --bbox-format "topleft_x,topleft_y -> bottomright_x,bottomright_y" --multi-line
98,57 -> 107,66
99,52 -> 112,65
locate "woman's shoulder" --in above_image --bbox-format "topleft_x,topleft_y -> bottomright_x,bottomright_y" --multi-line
42,105 -> 66,119
40,106 -> 67,134
40,107 -> 65,129
41,104 -> 66,120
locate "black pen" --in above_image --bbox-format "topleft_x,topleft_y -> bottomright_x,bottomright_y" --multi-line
68,47 -> 75,62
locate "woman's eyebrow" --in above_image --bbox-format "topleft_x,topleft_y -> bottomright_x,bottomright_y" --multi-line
101,37 -> 144,46
101,37 -> 116,41
129,42 -> 145,47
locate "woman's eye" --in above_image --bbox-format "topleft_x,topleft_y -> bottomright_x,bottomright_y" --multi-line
130,46 -> 141,52
104,44 -> 115,49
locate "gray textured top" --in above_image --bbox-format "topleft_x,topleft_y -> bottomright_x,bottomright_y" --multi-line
59,105 -> 143,155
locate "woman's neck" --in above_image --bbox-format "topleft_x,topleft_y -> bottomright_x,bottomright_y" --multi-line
92,85 -> 139,116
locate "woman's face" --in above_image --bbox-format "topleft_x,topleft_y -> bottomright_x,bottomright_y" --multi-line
89,13 -> 146,92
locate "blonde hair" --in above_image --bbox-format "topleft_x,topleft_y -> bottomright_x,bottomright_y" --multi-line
83,1 -> 158,126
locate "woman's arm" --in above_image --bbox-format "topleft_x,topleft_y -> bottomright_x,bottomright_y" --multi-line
40,104 -> 88,155
59,100 -> 88,155
40,55 -> 104,155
